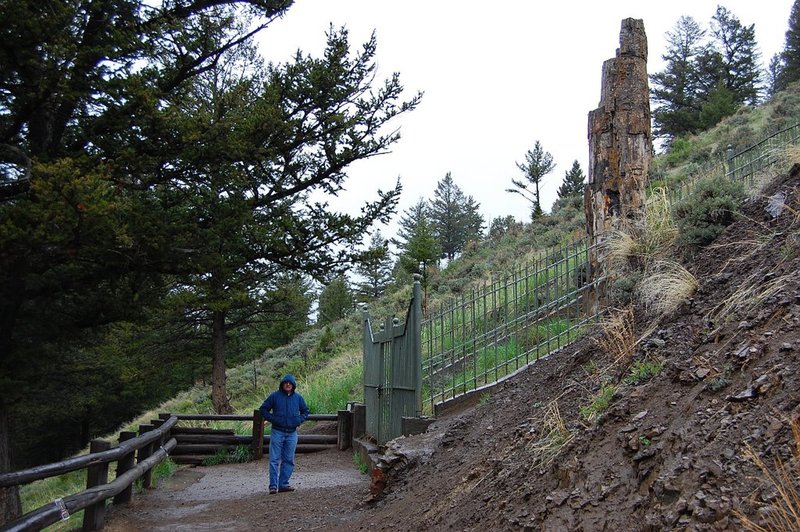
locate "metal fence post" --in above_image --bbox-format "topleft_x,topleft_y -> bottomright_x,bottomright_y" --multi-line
726,144 -> 734,176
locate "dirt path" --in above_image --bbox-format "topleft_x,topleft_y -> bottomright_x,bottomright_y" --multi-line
104,448 -> 372,531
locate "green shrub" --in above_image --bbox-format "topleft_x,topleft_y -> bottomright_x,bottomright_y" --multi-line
673,176 -> 746,250
661,137 -> 693,167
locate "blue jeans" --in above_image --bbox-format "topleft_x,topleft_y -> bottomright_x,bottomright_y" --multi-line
268,429 -> 297,489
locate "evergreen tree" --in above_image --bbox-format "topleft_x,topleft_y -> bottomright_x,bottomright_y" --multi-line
428,172 -> 484,260
461,195 -> 486,245
775,0 -> 800,92
246,274 -> 313,351
767,53 -> 785,97
354,231 -> 394,302
507,141 -> 555,218
488,215 -> 522,240
429,172 -> 464,260
557,160 -> 586,199
0,0 -> 419,511
698,81 -> 738,130
709,6 -> 762,105
651,16 -> 708,140
652,9 -> 762,141
395,199 -> 429,247
317,276 -> 354,325
398,214 -> 441,282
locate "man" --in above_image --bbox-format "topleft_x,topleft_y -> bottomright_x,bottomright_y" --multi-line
259,373 -> 310,494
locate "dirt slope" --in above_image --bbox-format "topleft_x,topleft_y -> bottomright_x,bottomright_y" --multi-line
349,167 -> 800,531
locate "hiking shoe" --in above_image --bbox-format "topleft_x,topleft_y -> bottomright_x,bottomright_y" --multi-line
269,487 -> 278,495
278,486 -> 296,493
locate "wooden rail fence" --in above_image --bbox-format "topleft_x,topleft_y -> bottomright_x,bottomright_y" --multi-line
0,408 -> 361,532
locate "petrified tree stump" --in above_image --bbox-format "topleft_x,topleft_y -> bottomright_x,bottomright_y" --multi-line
585,18 -> 652,308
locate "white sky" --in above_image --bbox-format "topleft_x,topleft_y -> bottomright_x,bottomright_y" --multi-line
256,1 -> 794,241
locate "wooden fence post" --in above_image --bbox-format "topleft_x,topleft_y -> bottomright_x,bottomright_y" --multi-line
82,439 -> 111,531
337,410 -> 352,450
351,403 -> 366,439
137,424 -> 154,489
252,410 -> 265,460
113,431 -> 137,505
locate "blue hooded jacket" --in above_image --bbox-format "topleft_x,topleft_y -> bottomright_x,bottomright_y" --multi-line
259,374 -> 310,433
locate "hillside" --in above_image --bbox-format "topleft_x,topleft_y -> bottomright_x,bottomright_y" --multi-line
102,157 -> 800,532
345,163 -> 800,530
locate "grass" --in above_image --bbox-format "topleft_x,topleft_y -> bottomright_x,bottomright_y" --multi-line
579,384 -> 617,422
594,307 -> 636,365
638,260 -> 699,316
706,273 -> 790,334
201,446 -> 251,466
736,417 -> 800,531
525,401 -> 573,467
352,451 -> 370,475
17,456 -> 180,531
623,358 -> 664,385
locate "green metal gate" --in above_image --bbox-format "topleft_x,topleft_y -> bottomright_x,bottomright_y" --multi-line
362,274 -> 422,446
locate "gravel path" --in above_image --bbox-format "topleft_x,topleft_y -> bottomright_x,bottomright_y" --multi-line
105,448 -> 372,531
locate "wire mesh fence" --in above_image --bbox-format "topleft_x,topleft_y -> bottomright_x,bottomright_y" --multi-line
419,122 -> 800,411
421,236 -> 603,408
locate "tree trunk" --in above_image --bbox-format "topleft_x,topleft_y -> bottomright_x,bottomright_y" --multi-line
211,310 -> 232,414
0,397 -> 22,526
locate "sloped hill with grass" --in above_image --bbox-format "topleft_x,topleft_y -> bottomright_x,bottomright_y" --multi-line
349,159 -> 800,530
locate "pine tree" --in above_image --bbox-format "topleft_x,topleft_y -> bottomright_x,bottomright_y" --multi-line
428,172 -> 484,260
0,1 -> 420,508
398,214 -> 441,280
354,231 -> 394,302
318,276 -> 353,325
395,199 -> 429,247
461,195 -> 486,245
507,141 -> 555,218
767,53 -> 785,97
651,16 -> 708,140
776,0 -> 800,91
652,8 -> 762,141
557,160 -> 586,199
709,6 -> 762,105
429,172 -> 465,260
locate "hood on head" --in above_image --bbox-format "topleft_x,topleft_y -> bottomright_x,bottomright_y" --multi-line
279,373 -> 297,391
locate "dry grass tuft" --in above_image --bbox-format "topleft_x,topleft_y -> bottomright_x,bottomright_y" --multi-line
525,401 -> 572,467
604,188 -> 678,272
637,260 -> 699,316
736,417 -> 800,531
594,307 -> 636,365
605,229 -> 638,269
706,272 -> 789,333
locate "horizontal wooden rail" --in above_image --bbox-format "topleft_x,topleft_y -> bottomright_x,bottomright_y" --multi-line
0,416 -> 178,488
173,413 -> 337,422
3,438 -> 177,532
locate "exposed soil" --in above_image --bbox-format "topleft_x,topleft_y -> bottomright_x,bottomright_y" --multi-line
104,447 -> 372,531
106,166 -> 800,531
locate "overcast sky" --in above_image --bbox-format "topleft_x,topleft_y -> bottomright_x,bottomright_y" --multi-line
255,1 -> 794,241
